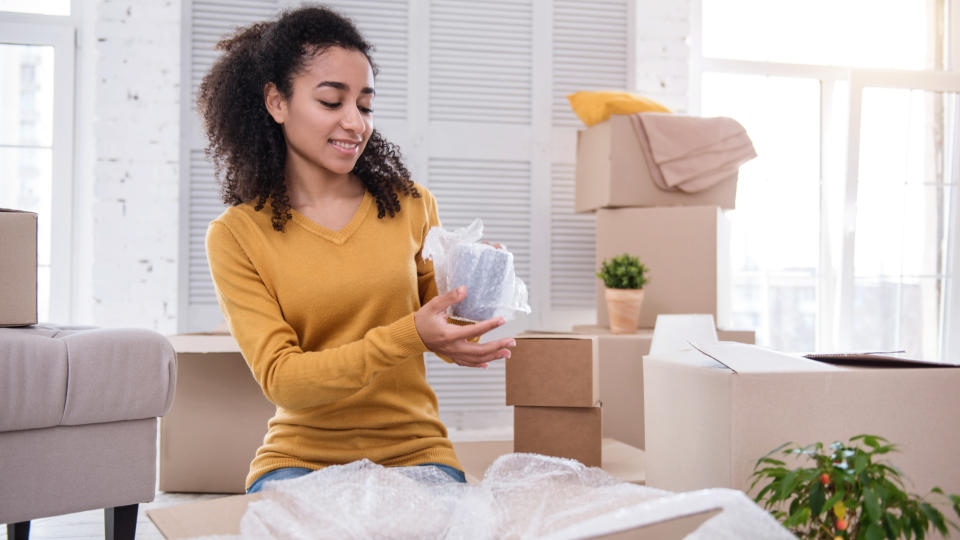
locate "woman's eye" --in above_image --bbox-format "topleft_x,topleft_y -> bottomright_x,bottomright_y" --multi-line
359,106 -> 374,114
319,100 -> 341,109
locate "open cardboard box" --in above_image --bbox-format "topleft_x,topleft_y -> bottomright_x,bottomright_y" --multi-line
148,439 -> 719,540
643,341 -> 960,501
575,115 -> 738,213
0,209 -> 38,327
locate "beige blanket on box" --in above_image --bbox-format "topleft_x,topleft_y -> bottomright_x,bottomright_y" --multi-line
630,113 -> 757,193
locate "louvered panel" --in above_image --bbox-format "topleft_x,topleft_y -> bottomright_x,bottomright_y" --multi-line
324,0 -> 409,120
190,1 -> 280,99
428,159 -> 532,288
188,150 -> 227,305
425,354 -> 507,412
429,0 -> 533,124
552,0 -> 629,127
551,163 -> 596,309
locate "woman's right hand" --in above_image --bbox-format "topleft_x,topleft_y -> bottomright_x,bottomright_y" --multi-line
414,286 -> 516,368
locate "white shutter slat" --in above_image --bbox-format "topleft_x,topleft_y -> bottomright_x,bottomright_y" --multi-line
187,149 -> 227,306
551,163 -> 596,309
324,0 -> 409,120
552,0 -> 629,127
429,0 -> 533,125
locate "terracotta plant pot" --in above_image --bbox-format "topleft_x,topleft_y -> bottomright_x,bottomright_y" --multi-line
605,287 -> 645,334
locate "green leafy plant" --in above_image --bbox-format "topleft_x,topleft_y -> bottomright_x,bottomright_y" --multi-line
596,253 -> 649,289
751,435 -> 960,539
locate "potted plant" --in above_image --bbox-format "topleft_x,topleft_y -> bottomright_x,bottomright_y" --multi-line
596,253 -> 649,334
751,434 -> 960,539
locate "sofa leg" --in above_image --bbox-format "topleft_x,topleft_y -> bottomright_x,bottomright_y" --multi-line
7,521 -> 30,540
104,503 -> 138,540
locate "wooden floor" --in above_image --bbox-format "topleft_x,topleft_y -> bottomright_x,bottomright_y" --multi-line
0,426 -> 512,539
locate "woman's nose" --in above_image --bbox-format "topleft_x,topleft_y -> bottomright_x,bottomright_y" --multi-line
341,104 -> 365,133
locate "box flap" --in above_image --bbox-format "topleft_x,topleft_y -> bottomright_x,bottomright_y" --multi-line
166,333 -> 241,353
690,341 -> 839,374
804,352 -> 960,368
147,493 -> 265,538
650,314 -> 718,355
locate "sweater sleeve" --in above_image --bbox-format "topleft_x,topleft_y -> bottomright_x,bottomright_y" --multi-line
206,220 -> 429,410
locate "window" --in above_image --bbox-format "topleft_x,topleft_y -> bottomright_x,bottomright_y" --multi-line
695,0 -> 960,360
0,2 -> 75,323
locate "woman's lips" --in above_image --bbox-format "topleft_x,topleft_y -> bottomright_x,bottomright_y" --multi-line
329,139 -> 360,155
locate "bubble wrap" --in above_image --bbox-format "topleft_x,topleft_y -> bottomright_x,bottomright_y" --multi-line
422,218 -> 530,322
193,454 -> 795,540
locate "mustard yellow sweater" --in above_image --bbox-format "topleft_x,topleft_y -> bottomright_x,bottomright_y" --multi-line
205,185 -> 461,490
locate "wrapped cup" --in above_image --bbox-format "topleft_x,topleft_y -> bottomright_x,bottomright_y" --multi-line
422,219 -> 530,322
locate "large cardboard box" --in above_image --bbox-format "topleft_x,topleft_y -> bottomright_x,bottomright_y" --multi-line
643,341 -> 960,501
160,333 -> 275,493
514,406 -> 602,467
570,325 -> 756,449
506,334 -> 599,407
575,115 -> 738,213
596,206 -> 731,329
0,209 -> 38,327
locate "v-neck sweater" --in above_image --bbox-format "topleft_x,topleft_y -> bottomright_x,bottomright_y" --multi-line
205,185 -> 461,490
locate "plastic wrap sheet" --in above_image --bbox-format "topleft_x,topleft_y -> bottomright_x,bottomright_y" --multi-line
195,454 -> 794,540
422,218 -> 530,322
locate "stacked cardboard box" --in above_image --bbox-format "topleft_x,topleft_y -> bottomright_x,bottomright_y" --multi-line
575,114 -> 739,329
506,334 -> 602,466
0,209 -> 38,327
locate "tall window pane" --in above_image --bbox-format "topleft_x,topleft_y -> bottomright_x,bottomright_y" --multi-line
0,44 -> 55,323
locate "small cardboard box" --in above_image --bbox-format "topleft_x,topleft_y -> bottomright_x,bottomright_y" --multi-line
160,333 -> 275,493
569,325 -> 756,449
0,209 -> 38,327
506,334 -> 599,407
596,206 -> 731,329
643,341 -> 960,499
514,406 -> 602,467
575,115 -> 738,213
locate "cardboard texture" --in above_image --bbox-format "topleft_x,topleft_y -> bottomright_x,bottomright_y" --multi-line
0,209 -> 38,327
506,334 -> 599,407
160,334 -> 275,493
575,115 -> 738,213
147,490 -> 719,540
595,206 -> 731,329
514,406 -> 602,467
453,438 -> 646,485
643,341 -> 960,502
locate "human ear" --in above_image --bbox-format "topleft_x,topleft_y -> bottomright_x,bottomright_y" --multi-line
264,82 -> 287,124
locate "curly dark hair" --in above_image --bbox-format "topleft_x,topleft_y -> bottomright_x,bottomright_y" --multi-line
197,4 -> 419,232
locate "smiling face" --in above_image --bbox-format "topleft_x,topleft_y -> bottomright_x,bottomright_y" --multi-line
265,46 -> 375,181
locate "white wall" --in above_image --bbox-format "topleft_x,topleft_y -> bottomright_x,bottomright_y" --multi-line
75,0 -> 181,333
72,0 -> 689,334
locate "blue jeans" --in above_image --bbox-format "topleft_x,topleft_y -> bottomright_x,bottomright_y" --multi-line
246,462 -> 466,494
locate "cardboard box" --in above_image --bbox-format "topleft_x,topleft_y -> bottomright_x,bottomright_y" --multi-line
566,325 -> 754,449
453,438 -> 646,485
596,206 -> 731,329
160,333 -> 275,493
147,488 -> 719,540
575,115 -> 738,213
514,406 -> 602,467
643,341 -> 960,500
506,334 -> 599,407
0,209 -> 38,327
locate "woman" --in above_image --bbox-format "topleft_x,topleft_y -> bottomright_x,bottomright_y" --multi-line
198,5 -> 516,494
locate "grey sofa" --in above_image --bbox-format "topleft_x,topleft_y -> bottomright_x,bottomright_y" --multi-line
0,325 -> 176,539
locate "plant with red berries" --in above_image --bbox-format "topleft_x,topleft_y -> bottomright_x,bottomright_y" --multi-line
750,435 -> 960,539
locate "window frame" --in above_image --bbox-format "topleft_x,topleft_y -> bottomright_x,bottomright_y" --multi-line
691,0 -> 960,359
0,7 -> 76,324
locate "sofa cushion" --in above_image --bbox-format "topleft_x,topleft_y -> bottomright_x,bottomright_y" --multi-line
0,326 -> 177,431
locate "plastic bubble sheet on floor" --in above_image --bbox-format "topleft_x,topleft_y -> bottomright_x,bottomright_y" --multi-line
195,454 -> 795,540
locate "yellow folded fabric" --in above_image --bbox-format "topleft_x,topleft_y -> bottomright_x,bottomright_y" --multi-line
567,91 -> 671,127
